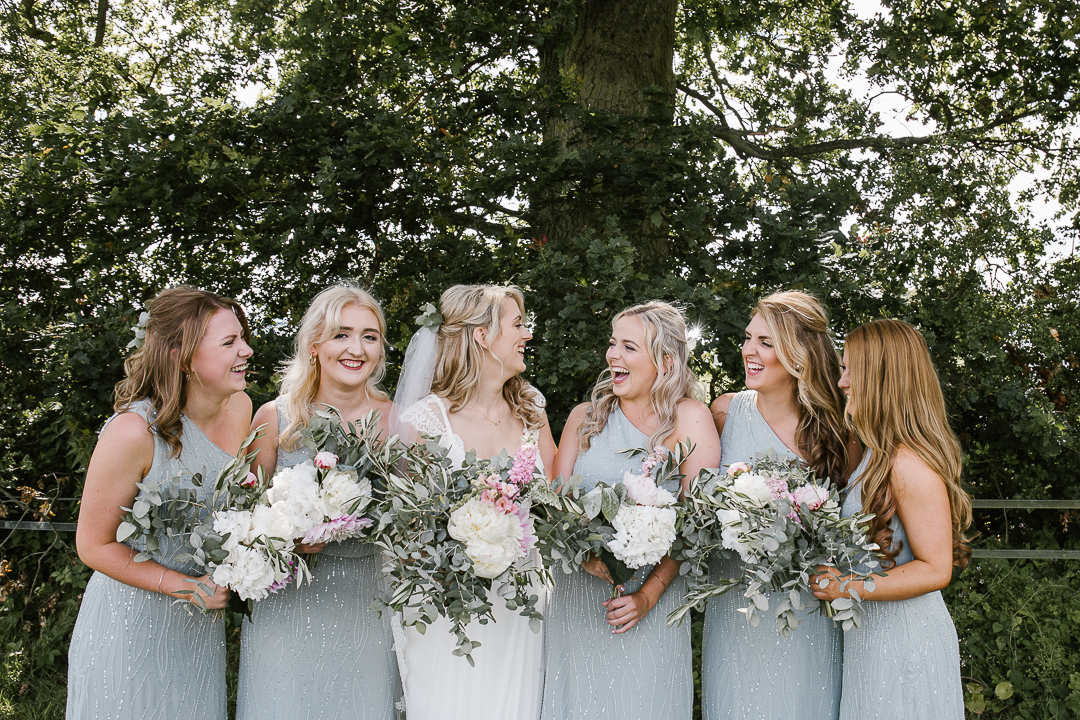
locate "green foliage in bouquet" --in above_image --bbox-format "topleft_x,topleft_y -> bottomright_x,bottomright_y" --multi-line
373,439 -> 549,666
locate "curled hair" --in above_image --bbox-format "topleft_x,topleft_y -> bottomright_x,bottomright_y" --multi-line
580,301 -> 699,451
846,319 -> 972,569
754,291 -> 853,487
279,283 -> 389,451
430,285 -> 543,430
115,287 -> 250,458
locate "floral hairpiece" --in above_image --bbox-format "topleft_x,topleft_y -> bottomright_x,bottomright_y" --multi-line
415,302 -> 442,331
126,308 -> 151,351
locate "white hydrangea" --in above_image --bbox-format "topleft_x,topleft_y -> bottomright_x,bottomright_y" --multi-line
248,504 -> 297,553
212,509 -> 254,551
732,472 -> 774,507
448,497 -> 523,578
609,505 -> 678,568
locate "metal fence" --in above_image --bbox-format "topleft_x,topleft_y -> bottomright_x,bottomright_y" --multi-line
3,498 -> 1077,559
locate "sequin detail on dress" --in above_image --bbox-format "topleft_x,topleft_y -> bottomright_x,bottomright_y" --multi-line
235,400 -> 399,720
540,406 -> 693,720
67,400 -> 229,720
701,390 -> 842,720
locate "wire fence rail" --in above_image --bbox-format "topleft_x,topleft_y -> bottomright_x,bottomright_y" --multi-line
3,499 -> 1078,558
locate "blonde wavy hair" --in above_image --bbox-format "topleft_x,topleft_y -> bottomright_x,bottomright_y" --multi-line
580,301 -> 699,451
278,284 -> 389,452
430,284 -> 543,430
845,318 -> 972,569
754,291 -> 853,486
114,287 -> 250,458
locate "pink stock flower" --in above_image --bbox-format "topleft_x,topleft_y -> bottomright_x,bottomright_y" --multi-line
313,451 -> 338,470
494,497 -> 519,514
509,444 -> 538,486
765,475 -> 789,498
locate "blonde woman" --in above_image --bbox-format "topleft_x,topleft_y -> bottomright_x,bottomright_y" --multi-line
68,287 -> 252,720
236,284 -> 399,720
539,301 -> 721,720
391,284 -> 557,720
702,290 -> 859,720
811,319 -> 970,720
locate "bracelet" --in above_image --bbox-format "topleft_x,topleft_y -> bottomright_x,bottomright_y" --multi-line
650,574 -> 669,591
157,568 -> 168,595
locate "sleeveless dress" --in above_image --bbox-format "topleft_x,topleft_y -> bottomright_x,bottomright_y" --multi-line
540,406 -> 693,720
701,390 -> 842,720
236,401 -> 399,720
391,393 -> 547,720
838,454 -> 963,720
67,400 -> 228,720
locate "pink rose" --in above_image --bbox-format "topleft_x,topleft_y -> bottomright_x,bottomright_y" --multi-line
726,462 -> 751,476
313,451 -> 338,470
241,472 -> 258,488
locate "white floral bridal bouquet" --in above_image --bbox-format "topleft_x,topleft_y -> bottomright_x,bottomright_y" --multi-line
374,432 -> 552,664
533,443 -> 688,600
668,449 -> 881,635
117,430 -> 309,618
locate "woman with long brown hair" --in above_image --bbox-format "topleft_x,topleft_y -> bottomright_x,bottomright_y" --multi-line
702,290 -> 859,720
811,318 -> 970,719
68,287 -> 253,720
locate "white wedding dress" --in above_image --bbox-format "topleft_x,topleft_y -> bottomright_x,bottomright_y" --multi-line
391,394 -> 546,720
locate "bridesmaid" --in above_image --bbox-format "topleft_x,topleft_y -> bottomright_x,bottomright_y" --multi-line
811,319 -> 970,720
702,290 -> 858,720
540,301 -> 722,720
68,287 -> 252,720
236,284 -> 399,720
391,284 -> 557,720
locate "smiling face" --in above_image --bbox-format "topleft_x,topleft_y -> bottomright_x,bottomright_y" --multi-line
607,315 -> 659,402
189,307 -> 252,397
742,312 -> 795,394
483,299 -> 531,378
313,304 -> 384,393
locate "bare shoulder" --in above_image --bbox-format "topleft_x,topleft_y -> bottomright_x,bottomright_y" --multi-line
251,399 -> 279,429
98,410 -> 154,451
892,445 -> 945,495
710,392 -> 736,417
565,401 -> 592,428
228,391 -> 253,422
675,396 -> 712,423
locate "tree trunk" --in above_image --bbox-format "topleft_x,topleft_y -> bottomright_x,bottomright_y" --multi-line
534,0 -> 678,269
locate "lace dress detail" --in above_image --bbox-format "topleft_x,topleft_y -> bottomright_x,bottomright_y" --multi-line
391,393 -> 546,720
236,399 -> 399,720
67,400 -> 229,720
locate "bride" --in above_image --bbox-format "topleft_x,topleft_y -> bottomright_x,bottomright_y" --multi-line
390,284 -> 557,720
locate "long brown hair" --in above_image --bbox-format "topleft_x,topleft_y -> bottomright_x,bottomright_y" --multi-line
845,318 -> 972,569
580,301 -> 700,451
431,285 -> 543,430
278,283 -> 389,452
754,291 -> 852,487
115,287 -> 250,457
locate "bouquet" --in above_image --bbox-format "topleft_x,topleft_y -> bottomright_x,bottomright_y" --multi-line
265,408 -> 393,548
669,449 -> 881,635
374,432 -> 551,664
533,443 -> 689,600
117,430 -> 309,616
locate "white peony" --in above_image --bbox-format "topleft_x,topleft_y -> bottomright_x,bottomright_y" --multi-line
448,497 -> 523,578
608,505 -> 678,568
248,504 -> 296,553
732,473 -> 774,507
212,509 -> 254,551
211,543 -> 285,601
266,462 -> 325,537
321,468 -> 372,516
792,484 -> 830,511
622,471 -> 658,505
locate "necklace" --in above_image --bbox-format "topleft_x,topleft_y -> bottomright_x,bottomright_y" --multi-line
469,404 -> 501,425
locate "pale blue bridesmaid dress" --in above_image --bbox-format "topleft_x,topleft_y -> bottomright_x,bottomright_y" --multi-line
67,400 -> 228,720
540,406 -> 693,720
701,389 -> 842,720
838,454 -> 964,720
235,401 -> 399,720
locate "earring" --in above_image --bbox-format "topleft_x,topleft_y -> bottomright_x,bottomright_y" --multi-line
309,353 -> 317,367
